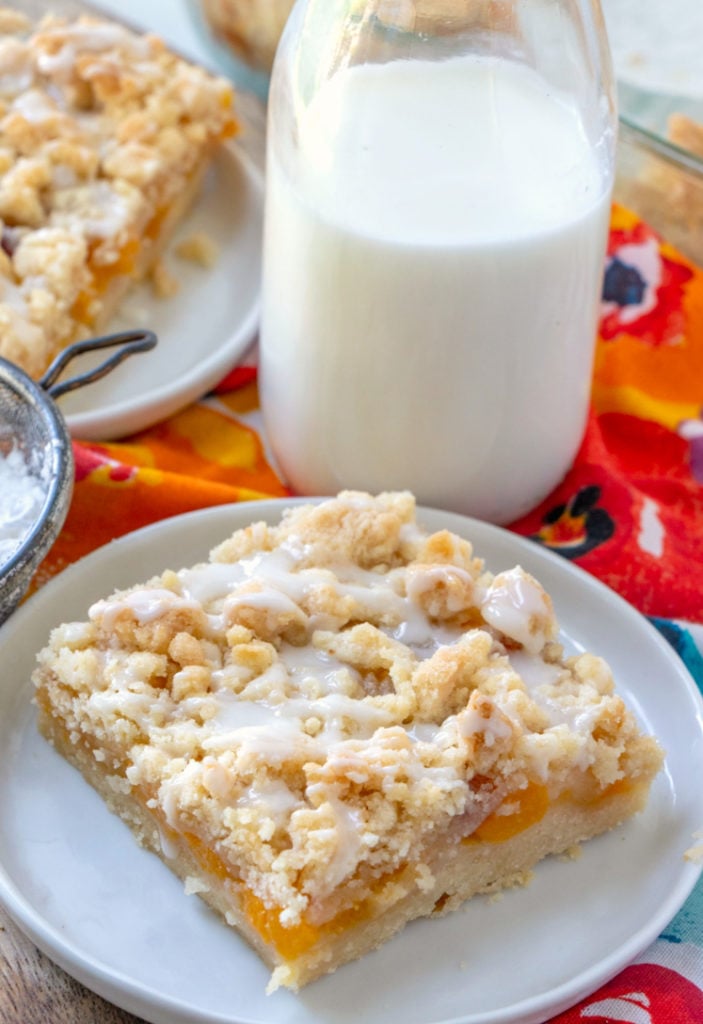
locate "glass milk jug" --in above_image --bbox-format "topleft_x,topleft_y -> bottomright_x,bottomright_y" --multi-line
259,0 -> 617,524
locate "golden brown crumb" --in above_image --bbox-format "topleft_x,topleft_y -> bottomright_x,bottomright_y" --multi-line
684,829 -> 703,863
175,230 -> 219,267
668,113 -> 703,161
150,258 -> 180,298
0,7 -> 30,33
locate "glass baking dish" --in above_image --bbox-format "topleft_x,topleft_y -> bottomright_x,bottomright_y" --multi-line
615,115 -> 703,269
604,0 -> 703,266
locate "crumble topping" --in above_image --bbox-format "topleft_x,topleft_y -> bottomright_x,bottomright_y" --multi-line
685,828 -> 703,863
0,9 -> 236,377
175,230 -> 219,267
34,492 -> 663,929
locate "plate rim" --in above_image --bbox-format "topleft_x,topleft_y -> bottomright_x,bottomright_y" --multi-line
62,144 -> 263,442
1,498 -> 702,1024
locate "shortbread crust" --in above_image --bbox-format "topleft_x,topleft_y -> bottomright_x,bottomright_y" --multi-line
0,9 -> 237,377
33,492 -> 663,991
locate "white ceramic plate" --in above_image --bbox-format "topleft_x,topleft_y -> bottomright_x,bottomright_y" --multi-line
0,501 -> 701,1024
60,143 -> 263,441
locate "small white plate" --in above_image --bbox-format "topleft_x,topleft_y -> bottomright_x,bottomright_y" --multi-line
603,0 -> 703,98
0,501 -> 701,1024
60,143 -> 263,441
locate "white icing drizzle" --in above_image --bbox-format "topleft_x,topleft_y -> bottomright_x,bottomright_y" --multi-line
225,587 -> 309,622
0,38 -> 34,96
392,619 -> 464,659
89,684 -> 157,723
404,721 -> 442,743
158,824 -> 179,860
241,777 -> 300,823
459,704 -> 513,747
203,719 -> 320,761
52,180 -> 134,240
91,545 -> 566,770
405,564 -> 475,604
480,567 -> 556,654
90,588 -> 201,629
0,276 -> 45,347
507,650 -> 563,692
36,22 -> 153,77
179,561 -> 248,604
89,520 -> 612,853
203,691 -> 279,732
320,795 -> 365,891
10,88 -> 58,123
508,650 -> 601,735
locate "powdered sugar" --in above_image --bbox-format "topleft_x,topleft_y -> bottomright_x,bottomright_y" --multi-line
0,444 -> 45,564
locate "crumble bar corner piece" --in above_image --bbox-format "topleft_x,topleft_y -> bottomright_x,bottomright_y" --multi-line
32,490 -> 664,991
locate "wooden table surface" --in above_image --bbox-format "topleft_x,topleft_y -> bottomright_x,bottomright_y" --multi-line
1,6 -> 266,1021
0,914 -> 147,1024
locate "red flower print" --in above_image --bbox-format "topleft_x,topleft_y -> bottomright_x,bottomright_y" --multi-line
551,963 -> 703,1023
601,222 -> 693,346
73,445 -> 137,484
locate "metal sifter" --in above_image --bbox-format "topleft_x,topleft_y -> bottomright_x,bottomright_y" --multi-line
0,329 -> 157,624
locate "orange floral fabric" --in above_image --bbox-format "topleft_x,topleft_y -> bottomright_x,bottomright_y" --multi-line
510,205 -> 703,623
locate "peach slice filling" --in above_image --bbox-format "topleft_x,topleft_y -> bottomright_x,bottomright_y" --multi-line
467,781 -> 551,844
68,118 -> 237,330
465,775 -> 635,846
181,828 -> 397,960
37,703 -> 635,965
179,787 -> 564,961
70,227 -> 157,327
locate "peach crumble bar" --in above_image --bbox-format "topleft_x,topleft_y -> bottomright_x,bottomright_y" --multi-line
33,492 -> 664,992
0,9 -> 237,378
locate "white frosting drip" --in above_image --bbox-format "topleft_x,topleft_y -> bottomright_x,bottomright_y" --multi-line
158,825 -> 179,860
91,545 -> 566,768
405,564 -> 474,605
203,719 -> 320,760
89,527 -> 606,829
36,22 -> 152,77
320,796 -> 365,891
238,777 -> 300,829
507,651 -> 563,691
508,650 -> 601,736
0,39 -> 34,96
179,561 -> 248,604
90,588 -> 201,629
89,684 -> 157,722
392,619 -> 464,659
204,692 -> 278,732
52,180 -> 133,240
179,546 -> 451,648
459,704 -> 513,747
480,567 -> 556,654
277,642 -> 360,695
10,88 -> 58,123
0,276 -> 44,346
405,721 -> 442,743
225,587 -> 308,621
